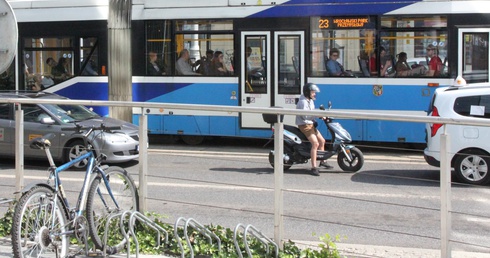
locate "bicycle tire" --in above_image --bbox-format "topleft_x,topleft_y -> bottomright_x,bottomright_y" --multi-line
11,185 -> 69,258
86,166 -> 139,254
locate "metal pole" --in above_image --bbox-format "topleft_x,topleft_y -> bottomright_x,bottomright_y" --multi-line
273,116 -> 284,249
14,103 -> 24,199
108,0 -> 132,122
138,108 -> 148,212
440,128 -> 451,258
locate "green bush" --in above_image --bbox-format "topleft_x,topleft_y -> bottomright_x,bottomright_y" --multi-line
1,209 -> 344,257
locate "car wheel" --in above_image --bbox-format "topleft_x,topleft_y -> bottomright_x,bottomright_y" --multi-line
454,150 -> 490,185
64,140 -> 91,170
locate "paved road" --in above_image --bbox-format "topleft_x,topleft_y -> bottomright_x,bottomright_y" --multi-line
1,139 -> 490,257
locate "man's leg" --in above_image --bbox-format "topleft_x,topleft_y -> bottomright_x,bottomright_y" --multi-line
307,134 -> 319,168
307,134 -> 320,176
317,132 -> 333,169
317,131 -> 326,151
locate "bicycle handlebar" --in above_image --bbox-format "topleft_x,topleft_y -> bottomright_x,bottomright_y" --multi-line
61,123 -> 121,133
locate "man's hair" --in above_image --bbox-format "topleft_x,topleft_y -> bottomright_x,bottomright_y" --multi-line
178,49 -> 189,58
46,57 -> 54,64
329,48 -> 340,56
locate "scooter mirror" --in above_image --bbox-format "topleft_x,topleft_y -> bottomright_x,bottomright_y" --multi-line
319,104 -> 325,110
328,101 -> 332,110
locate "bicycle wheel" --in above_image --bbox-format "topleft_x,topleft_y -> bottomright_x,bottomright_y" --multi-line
86,166 -> 139,254
12,185 -> 69,258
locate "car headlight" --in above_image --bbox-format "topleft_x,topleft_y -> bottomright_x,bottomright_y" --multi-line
98,132 -> 133,144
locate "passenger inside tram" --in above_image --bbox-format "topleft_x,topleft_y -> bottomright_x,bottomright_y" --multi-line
426,45 -> 443,77
176,49 -> 201,75
394,52 -> 427,77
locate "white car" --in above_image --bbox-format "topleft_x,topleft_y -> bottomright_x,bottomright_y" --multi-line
424,77 -> 490,185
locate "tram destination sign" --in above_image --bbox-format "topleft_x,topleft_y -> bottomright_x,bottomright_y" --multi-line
318,16 -> 372,29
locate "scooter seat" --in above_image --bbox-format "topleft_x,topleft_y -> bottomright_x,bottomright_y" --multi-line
284,125 -> 308,142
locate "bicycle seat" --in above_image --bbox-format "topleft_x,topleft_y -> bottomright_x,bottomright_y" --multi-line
29,133 -> 55,150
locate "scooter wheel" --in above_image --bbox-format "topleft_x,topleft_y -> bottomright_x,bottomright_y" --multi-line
337,147 -> 364,172
269,152 -> 292,171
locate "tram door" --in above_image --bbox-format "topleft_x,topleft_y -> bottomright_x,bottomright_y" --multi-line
274,31 -> 304,125
240,31 -> 304,128
458,28 -> 490,83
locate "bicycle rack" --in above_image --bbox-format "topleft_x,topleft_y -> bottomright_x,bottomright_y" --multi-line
102,210 -> 169,258
103,211 -> 128,256
174,217 -> 221,258
0,198 -> 14,205
126,210 -> 169,257
233,223 -> 278,258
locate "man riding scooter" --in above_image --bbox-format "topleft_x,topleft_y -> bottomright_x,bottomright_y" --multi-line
296,83 -> 333,176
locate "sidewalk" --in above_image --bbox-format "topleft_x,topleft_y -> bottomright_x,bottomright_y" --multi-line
1,237 -> 490,258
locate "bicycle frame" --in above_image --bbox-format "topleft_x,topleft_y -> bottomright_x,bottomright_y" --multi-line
12,125 -> 135,257
40,144 -> 120,234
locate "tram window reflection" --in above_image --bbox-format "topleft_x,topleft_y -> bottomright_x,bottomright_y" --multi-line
380,16 -> 449,78
169,20 -> 235,76
310,16 -> 376,78
22,37 -> 75,89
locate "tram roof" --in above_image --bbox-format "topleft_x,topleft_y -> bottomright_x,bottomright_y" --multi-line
7,0 -> 489,23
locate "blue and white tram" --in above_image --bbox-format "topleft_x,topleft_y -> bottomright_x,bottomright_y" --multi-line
6,0 -> 490,144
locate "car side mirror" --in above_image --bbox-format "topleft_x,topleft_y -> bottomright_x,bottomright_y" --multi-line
40,117 -> 55,125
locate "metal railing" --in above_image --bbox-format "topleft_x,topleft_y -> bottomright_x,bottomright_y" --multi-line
3,97 -> 490,257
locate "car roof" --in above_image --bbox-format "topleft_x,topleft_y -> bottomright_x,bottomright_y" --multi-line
0,91 -> 66,100
436,82 -> 490,94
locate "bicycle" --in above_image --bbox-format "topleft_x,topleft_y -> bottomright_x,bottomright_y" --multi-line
11,123 -> 139,257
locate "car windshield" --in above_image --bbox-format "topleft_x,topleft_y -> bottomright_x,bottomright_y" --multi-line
43,104 -> 100,123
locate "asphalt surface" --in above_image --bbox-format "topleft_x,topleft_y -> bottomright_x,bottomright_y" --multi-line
2,138 -> 490,257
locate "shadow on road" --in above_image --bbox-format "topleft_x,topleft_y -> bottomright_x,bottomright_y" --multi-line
350,169 -> 477,188
209,167 -> 272,175
0,157 -> 139,170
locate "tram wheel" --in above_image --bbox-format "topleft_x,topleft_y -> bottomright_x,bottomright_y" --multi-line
181,135 -> 205,145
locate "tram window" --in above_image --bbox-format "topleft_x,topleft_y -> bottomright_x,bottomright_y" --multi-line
174,20 -> 234,76
310,16 -> 376,78
381,16 -> 447,28
0,62 -> 15,90
278,35 -> 301,95
462,33 -> 489,83
175,20 -> 233,31
245,36 -> 267,94
23,37 -> 74,89
380,16 -> 449,78
146,21 -> 172,76
80,37 -> 100,76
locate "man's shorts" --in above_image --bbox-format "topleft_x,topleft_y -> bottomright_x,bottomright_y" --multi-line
298,124 -> 318,138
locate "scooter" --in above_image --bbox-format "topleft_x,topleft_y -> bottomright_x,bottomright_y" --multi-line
263,103 -> 364,172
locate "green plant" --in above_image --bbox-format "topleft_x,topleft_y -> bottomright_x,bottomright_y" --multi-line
0,209 -> 345,257
0,207 -> 14,237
